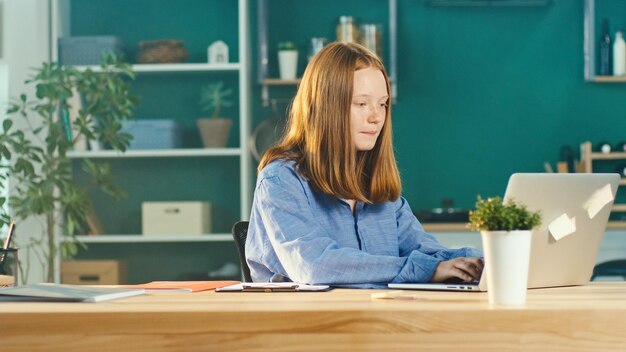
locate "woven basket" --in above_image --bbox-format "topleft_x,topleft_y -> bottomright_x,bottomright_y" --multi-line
137,40 -> 188,63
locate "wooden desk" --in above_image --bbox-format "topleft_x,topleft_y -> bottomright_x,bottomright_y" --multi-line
2,283 -> 626,351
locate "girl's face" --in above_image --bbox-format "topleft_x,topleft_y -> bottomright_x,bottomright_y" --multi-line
350,67 -> 388,152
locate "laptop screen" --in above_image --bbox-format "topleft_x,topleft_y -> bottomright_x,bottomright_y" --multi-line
504,173 -> 619,289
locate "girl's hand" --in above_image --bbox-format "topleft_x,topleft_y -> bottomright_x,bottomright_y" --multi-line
430,257 -> 484,283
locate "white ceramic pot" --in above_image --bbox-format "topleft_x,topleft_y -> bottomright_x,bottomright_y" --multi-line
278,50 -> 298,80
480,230 -> 532,305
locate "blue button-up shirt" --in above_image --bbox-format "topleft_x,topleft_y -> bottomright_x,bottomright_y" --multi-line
246,159 -> 482,288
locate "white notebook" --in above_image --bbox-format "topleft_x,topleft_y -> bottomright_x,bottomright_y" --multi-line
0,283 -> 145,302
215,282 -> 330,292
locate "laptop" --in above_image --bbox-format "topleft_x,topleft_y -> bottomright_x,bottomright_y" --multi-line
389,173 -> 620,292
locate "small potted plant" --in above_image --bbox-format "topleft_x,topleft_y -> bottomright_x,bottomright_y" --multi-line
196,81 -> 233,148
468,196 -> 541,305
277,41 -> 298,80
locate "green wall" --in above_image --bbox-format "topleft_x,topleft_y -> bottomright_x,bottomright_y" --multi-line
393,0 -> 626,211
260,0 -> 626,212
70,0 -> 626,213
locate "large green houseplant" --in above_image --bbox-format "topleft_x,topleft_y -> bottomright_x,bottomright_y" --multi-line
0,53 -> 139,283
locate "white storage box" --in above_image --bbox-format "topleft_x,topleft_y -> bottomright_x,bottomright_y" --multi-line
142,201 -> 211,235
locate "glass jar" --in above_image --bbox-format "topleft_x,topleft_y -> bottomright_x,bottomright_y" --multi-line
308,37 -> 328,61
359,23 -> 383,59
337,16 -> 358,43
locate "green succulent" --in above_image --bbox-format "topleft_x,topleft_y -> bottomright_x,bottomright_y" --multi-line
468,196 -> 541,231
199,81 -> 233,118
278,41 -> 297,51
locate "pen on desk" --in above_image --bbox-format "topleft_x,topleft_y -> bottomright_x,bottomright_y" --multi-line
3,220 -> 16,249
0,220 -> 16,265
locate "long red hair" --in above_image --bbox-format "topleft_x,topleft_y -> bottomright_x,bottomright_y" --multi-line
259,42 -> 401,203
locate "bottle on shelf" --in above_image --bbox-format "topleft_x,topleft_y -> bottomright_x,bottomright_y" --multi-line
616,164 -> 626,177
359,23 -> 383,59
599,18 -> 612,76
337,16 -> 358,43
613,30 -> 626,76
308,37 -> 327,62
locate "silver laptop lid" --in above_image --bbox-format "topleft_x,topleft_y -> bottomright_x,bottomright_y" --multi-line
504,173 -> 619,289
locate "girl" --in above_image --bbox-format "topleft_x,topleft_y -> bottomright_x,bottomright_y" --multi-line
246,42 -> 483,288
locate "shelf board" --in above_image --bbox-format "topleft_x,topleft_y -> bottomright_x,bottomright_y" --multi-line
67,148 -> 242,159
589,151 -> 626,160
262,78 -> 300,85
592,76 -> 626,83
424,0 -> 551,5
74,63 -> 241,73
613,205 -> 626,212
607,221 -> 626,230
72,234 -> 232,243
422,223 -> 470,232
620,179 -> 626,186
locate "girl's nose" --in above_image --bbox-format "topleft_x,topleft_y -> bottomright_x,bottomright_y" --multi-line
368,105 -> 384,123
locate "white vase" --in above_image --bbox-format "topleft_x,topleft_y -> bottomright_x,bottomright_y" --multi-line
278,50 -> 298,80
480,230 -> 532,305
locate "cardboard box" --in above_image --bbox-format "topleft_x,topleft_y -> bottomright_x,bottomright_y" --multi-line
61,260 -> 128,285
142,201 -> 212,235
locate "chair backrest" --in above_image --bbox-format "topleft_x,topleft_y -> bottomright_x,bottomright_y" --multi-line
592,259 -> 626,281
231,221 -> 252,282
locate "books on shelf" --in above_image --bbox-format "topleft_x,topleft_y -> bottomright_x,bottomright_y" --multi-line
0,283 -> 145,302
126,280 -> 240,293
85,205 -> 105,236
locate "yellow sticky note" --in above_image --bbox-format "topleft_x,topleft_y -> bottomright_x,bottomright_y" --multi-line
371,291 -> 422,300
585,184 -> 614,219
548,213 -> 576,241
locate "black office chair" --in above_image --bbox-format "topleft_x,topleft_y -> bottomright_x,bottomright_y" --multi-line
591,259 -> 626,281
231,221 -> 252,282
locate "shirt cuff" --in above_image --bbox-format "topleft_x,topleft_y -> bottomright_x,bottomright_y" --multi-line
464,247 -> 484,258
391,250 -> 442,283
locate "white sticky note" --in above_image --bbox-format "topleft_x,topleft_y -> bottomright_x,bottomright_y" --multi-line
548,214 -> 576,241
585,184 -> 614,219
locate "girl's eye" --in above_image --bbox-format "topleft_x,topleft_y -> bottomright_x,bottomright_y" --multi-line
354,102 -> 367,107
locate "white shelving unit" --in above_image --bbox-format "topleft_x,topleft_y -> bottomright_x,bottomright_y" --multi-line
75,234 -> 232,243
68,148 -> 243,159
52,0 -> 252,236
73,62 -> 242,73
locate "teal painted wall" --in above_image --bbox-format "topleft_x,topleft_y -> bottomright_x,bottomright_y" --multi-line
259,0 -> 626,212
69,0 -> 626,215
66,0 -> 626,282
392,0 -> 626,211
